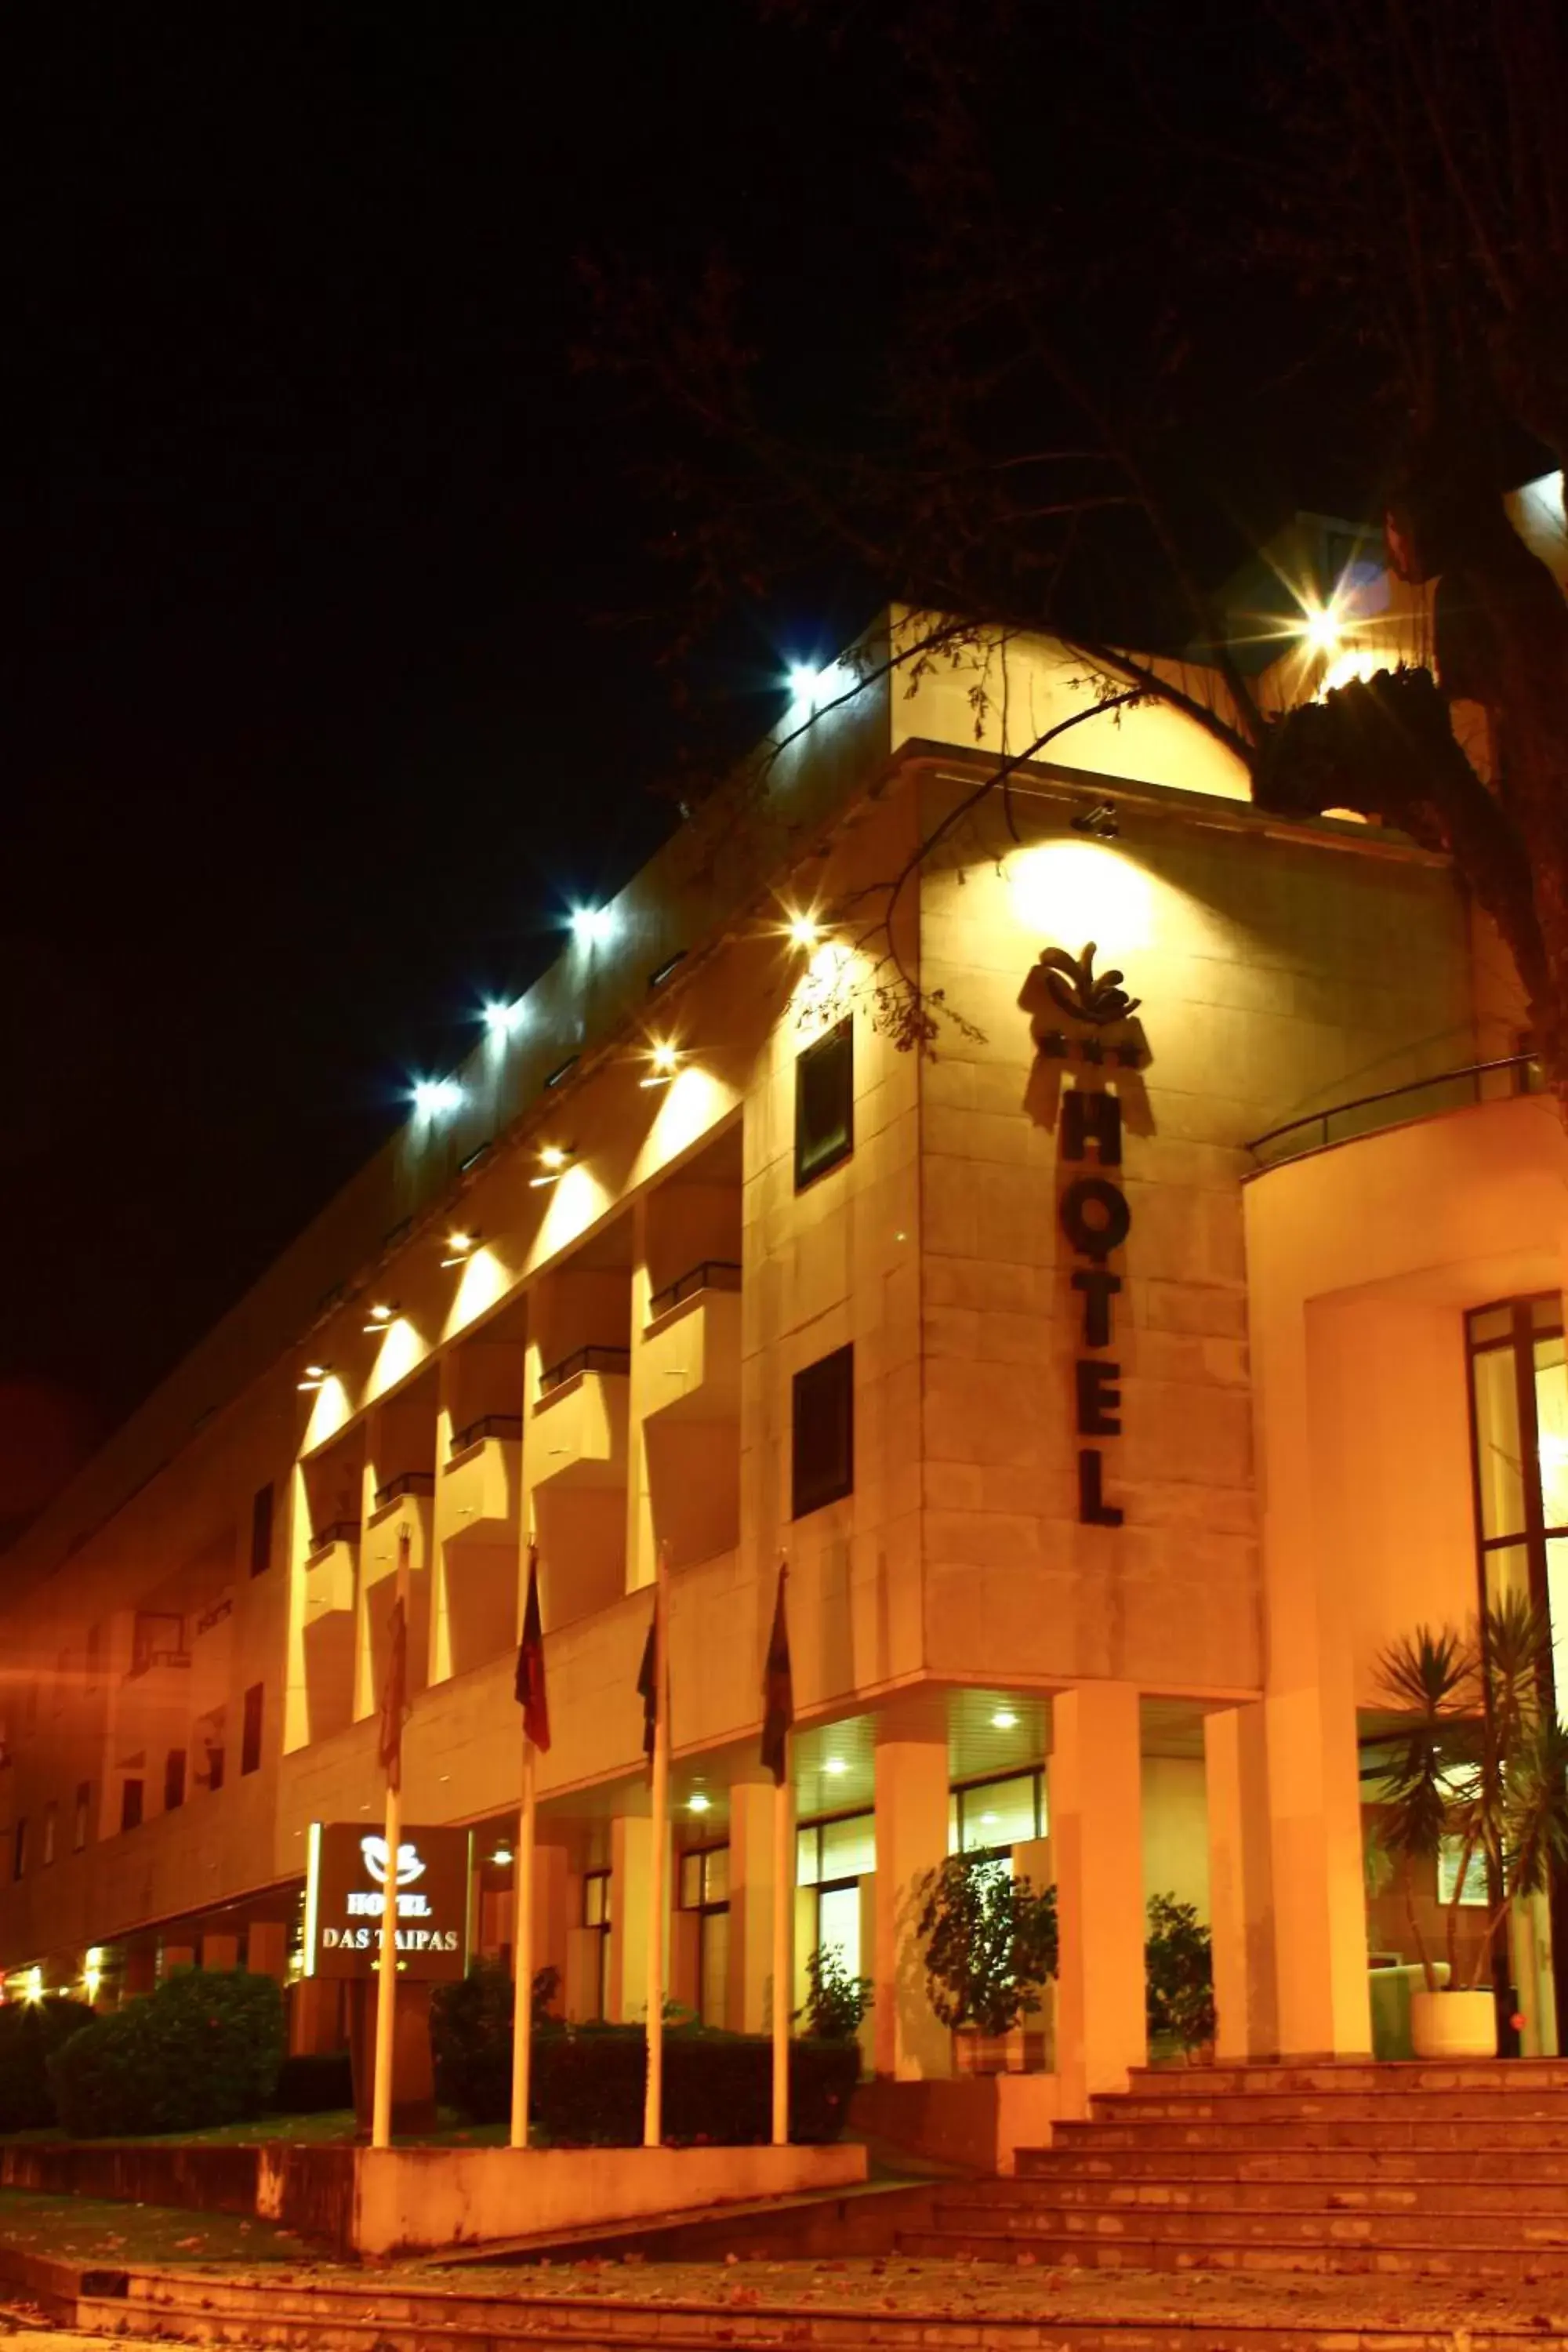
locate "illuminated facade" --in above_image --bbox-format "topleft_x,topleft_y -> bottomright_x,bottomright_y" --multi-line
5,494 -> 1568,2110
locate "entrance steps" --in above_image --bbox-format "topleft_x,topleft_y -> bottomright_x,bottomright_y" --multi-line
902,2058 -> 1568,2278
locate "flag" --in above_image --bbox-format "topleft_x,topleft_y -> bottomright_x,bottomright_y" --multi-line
760,1560 -> 793,1786
377,1602 -> 408,1795
515,1546 -> 551,1752
637,1610 -> 659,1766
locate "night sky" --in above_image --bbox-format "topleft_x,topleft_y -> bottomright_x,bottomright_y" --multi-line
5,9 -> 1357,1537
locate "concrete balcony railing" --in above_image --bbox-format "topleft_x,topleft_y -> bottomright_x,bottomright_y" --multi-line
303,1523 -> 359,1627
360,1487 -> 434,1590
642,1265 -> 742,1425
530,1353 -> 630,1488
441,1417 -> 522,1548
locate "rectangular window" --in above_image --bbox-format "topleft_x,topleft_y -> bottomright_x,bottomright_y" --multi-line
42,1802 -> 57,1867
797,1810 -> 875,1888
582,1867 -> 612,2022
12,1820 -> 26,1881
120,1779 -> 143,1834
241,1685 -> 264,1777
73,1783 -> 90,1853
951,1769 -> 1045,1856
679,1844 -> 731,2027
164,1750 -> 187,1812
792,1345 -> 855,1518
794,1018 -> 854,1189
249,1482 -> 274,1577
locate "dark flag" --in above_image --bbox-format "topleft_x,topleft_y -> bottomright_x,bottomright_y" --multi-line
760,1560 -> 793,1785
377,1577 -> 409,1794
515,1546 -> 551,1753
637,1610 -> 659,1766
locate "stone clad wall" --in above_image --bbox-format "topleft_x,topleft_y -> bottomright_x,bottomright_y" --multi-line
915,772 -> 1479,1695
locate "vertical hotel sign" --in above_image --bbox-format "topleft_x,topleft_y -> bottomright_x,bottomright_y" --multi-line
1029,944 -> 1145,1527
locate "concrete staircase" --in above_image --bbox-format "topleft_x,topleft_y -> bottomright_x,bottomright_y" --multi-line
900,2057 -> 1568,2278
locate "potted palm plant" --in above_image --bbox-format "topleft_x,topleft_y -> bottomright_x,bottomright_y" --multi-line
916,1853 -> 1058,2073
1376,1594 -> 1568,2059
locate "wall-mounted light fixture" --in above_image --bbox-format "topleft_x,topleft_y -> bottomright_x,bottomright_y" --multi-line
362,1302 -> 398,1334
482,1000 -> 524,1036
785,910 -> 821,949
570,905 -> 616,948
529,1145 -> 575,1189
1070,800 -> 1120,840
412,1077 -> 463,1118
440,1232 -> 480,1269
296,1362 -> 332,1393
640,1042 -> 681,1088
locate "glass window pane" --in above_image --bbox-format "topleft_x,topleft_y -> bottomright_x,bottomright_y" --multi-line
797,1827 -> 820,1888
817,1882 -> 862,1981
1537,1339 -> 1568,1528
679,1854 -> 703,1910
948,1795 -> 960,1857
957,1772 -> 1038,1853
699,1911 -> 729,2027
1472,1347 -> 1526,1540
1533,1298 -> 1565,1335
703,1846 -> 729,1904
819,1812 -> 875,1881
1547,1538 -> 1568,1730
583,1873 -> 604,1927
1468,1307 -> 1513,1347
1484,1540 -> 1532,1616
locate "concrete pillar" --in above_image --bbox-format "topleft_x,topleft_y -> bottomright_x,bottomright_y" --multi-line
161,1942 -> 197,1979
199,1933 -> 241,1973
608,1816 -> 651,2022
1203,1702 -> 1278,2060
727,1779 -> 789,2034
873,1735 -> 951,2080
1052,1681 -> 1145,2114
247,1922 -> 289,1982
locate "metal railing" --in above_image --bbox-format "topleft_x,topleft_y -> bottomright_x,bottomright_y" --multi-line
648,1260 -> 742,1321
372,1471 -> 435,1510
538,1343 -> 632,1398
449,1413 -> 524,1457
307,1519 -> 361,1560
1247,1054 -> 1541,1168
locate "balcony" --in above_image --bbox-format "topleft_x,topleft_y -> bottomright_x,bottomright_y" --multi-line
361,1486 -> 434,1590
642,1264 -> 742,1425
441,1416 -> 523,1549
531,1348 -> 630,1488
1247,1052 -> 1541,1170
303,1523 -> 359,1626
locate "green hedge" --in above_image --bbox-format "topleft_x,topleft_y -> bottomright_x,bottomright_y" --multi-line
49,1969 -> 285,2139
432,1969 -> 858,2143
269,2050 -> 354,2114
0,1997 -> 94,2131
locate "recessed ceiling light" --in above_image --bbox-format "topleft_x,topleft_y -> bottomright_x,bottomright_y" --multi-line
823,1756 -> 848,1777
991,1709 -> 1018,1731
688,1791 -> 711,1815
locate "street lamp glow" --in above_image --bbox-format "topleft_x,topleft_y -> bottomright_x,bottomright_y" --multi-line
1301,603 -> 1341,656
786,911 -> 820,949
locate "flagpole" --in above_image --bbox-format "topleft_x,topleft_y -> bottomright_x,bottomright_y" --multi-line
371,1526 -> 410,2151
510,1732 -> 536,2148
643,1539 -> 671,2148
771,1738 -> 792,2145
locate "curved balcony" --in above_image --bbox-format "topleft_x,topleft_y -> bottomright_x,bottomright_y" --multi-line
1247,1053 -> 1541,1171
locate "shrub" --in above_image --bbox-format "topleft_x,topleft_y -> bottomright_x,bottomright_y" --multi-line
800,1944 -> 873,2040
1145,1893 -> 1216,2051
269,2050 -> 354,2114
917,1854 -> 1058,2037
430,1961 -> 561,2125
0,1996 -> 94,2132
531,2026 -> 858,2146
49,1969 -> 285,2139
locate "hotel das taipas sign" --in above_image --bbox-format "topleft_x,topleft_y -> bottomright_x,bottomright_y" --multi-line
1024,943 -> 1146,1531
304,1823 -> 471,1980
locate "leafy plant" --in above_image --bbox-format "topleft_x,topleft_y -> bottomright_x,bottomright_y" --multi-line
0,1996 -> 94,2130
48,1969 -> 284,2138
430,1959 -> 561,2124
1145,1894 -> 1216,2052
916,1853 -> 1058,2038
1375,1594 -> 1568,1992
800,1944 -> 873,2041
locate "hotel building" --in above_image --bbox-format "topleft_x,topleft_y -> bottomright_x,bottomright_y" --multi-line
4,488 -> 1567,2118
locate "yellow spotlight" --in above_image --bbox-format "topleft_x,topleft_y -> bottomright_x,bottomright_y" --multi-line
640,1041 -> 681,1087
529,1144 -> 574,1188
297,1362 -> 331,1392
786,912 -> 820,949
362,1302 -> 397,1334
440,1232 -> 478,1267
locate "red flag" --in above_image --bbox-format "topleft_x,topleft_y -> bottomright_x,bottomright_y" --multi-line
760,1560 -> 793,1786
515,1546 -> 551,1752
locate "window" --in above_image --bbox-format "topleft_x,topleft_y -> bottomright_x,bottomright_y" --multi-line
949,1769 -> 1045,1857
164,1750 -> 187,1812
1466,1296 -> 1568,1719
73,1783 -> 90,1853
679,1845 -> 731,2027
41,1802 -> 56,1867
1439,1838 -> 1488,1906
792,1345 -> 854,1518
120,1779 -> 143,1834
797,1813 -> 873,1993
241,1684 -> 264,1777
12,1820 -> 26,1882
794,1018 -> 854,1189
582,1867 -> 612,2021
249,1481 -> 274,1577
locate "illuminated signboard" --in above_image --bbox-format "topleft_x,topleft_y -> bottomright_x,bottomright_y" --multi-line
303,1822 -> 472,1981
